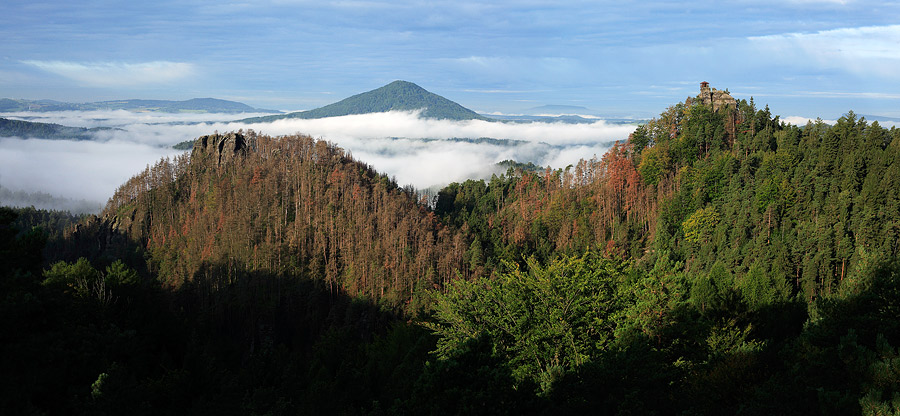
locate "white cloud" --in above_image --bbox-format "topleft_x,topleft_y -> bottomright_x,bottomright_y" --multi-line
0,137 -> 181,204
241,111 -> 632,187
21,60 -> 196,87
749,25 -> 900,78
781,116 -> 838,126
0,110 -> 636,206
250,110 -> 633,145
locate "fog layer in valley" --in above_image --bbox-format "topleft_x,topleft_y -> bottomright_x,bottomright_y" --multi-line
0,110 -> 638,213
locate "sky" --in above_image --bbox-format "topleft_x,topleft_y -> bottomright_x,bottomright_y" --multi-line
3,0 -> 900,119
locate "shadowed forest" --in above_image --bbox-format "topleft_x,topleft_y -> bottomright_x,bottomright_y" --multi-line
3,93 -> 900,415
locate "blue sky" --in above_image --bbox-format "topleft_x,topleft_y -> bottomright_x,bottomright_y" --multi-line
4,0 -> 900,118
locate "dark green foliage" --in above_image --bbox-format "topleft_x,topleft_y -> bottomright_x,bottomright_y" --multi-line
428,252 -> 631,392
496,159 -> 545,173
641,104 -> 900,302
418,95 -> 900,414
0,117 -> 110,140
172,139 -> 195,150
6,89 -> 900,414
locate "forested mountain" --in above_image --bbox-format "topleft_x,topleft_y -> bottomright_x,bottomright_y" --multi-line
439,102 -> 900,300
3,86 -> 900,415
99,131 -> 473,304
240,81 -> 491,123
0,117 -> 115,140
0,97 -> 279,113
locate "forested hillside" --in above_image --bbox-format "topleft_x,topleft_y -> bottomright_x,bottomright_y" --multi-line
3,90 -> 900,415
100,131 -> 473,306
0,117 -> 113,140
438,100 -> 900,301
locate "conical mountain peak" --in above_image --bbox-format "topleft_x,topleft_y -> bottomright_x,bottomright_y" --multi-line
241,81 -> 489,123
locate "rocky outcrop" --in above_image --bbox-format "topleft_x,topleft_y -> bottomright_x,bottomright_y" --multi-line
56,212 -> 144,271
698,82 -> 736,112
191,132 -> 248,166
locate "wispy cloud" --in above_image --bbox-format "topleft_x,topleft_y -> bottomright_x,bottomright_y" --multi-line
20,60 -> 196,87
734,90 -> 900,99
748,24 -> 900,78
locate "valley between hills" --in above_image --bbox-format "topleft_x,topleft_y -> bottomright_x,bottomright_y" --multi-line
2,82 -> 900,415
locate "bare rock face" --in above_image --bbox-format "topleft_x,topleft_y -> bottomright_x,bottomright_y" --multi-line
698,81 -> 736,112
191,132 -> 248,166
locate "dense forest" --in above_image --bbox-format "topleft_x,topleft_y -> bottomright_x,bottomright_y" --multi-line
3,91 -> 900,415
0,117 -> 113,141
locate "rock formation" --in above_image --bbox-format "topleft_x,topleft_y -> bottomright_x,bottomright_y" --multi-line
698,81 -> 736,112
191,132 -> 248,166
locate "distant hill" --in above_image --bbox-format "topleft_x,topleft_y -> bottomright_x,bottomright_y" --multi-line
485,113 -> 646,125
172,139 -> 196,150
0,117 -> 115,140
524,104 -> 594,115
852,113 -> 900,124
485,114 -> 599,124
241,81 -> 491,123
485,104 -> 648,124
0,97 -> 280,114
496,159 -> 545,173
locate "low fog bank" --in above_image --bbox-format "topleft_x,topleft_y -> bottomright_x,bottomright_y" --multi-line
251,111 -> 636,146
242,111 -> 636,188
1,110 -> 637,209
0,184 -> 102,215
781,116 -> 839,126
0,137 -> 181,208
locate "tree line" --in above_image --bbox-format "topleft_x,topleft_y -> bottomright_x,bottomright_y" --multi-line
3,92 -> 900,414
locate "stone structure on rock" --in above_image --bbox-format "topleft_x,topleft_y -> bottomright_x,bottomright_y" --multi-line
191,132 -> 248,166
698,81 -> 736,112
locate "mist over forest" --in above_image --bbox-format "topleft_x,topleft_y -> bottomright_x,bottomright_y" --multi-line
5,0 -> 900,412
0,109 -> 636,211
